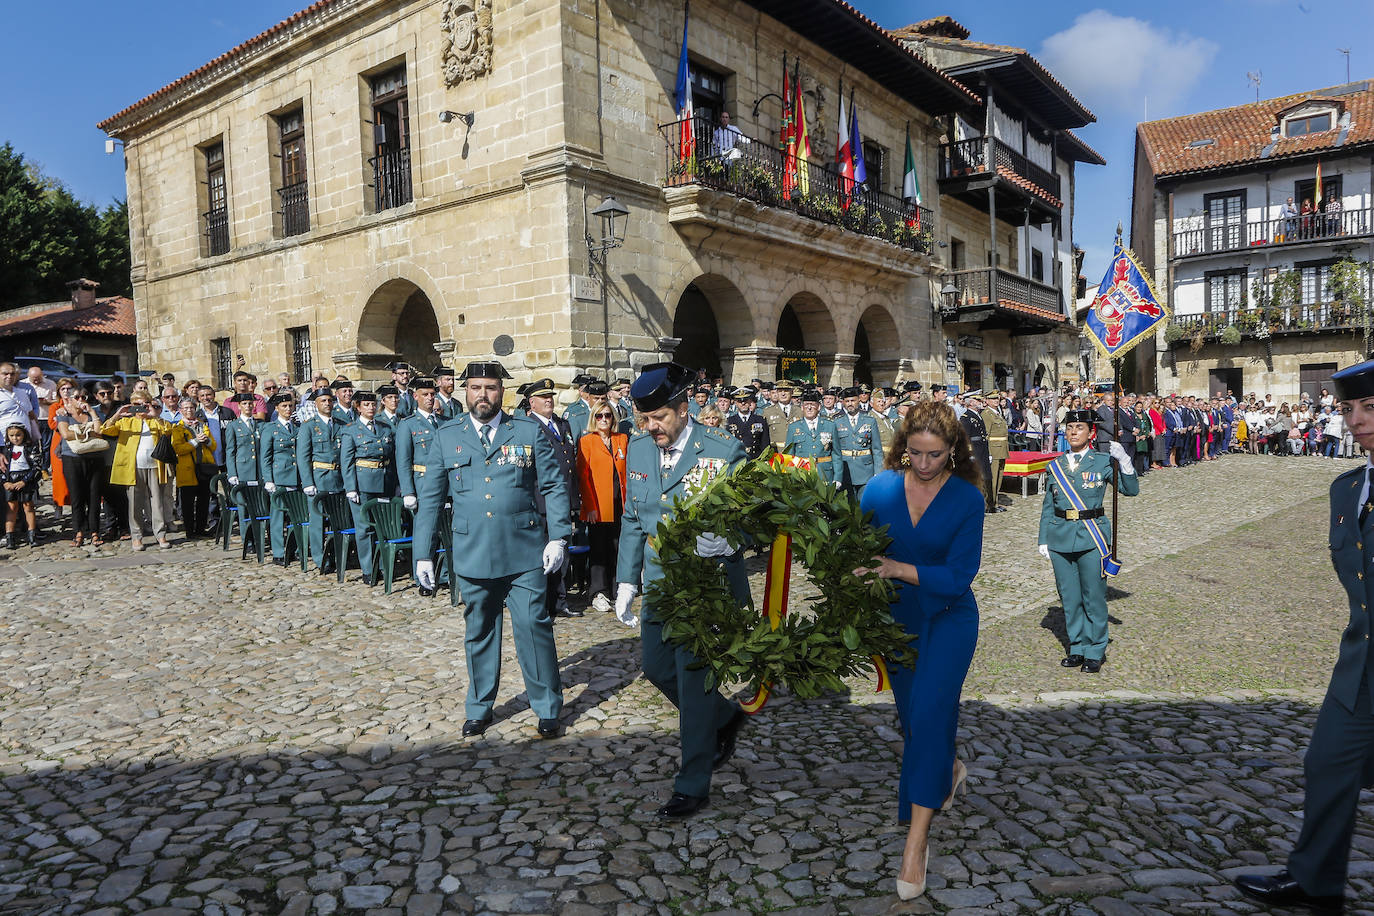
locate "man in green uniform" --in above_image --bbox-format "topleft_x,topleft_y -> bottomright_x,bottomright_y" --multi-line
980,395 -> 1010,513
615,362 -> 749,819
295,387 -> 344,574
833,387 -> 884,501
332,380 -> 356,424
563,373 -> 595,433
784,389 -> 839,484
396,377 -> 444,595
1235,359 -> 1374,913
340,390 -> 395,586
1037,409 -> 1139,673
223,393 -> 263,530
258,392 -> 300,566
413,361 -> 572,739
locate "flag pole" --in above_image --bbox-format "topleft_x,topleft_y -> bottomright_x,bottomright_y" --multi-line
1109,221 -> 1124,569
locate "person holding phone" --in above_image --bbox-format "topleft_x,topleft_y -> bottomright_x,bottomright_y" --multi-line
100,392 -> 175,550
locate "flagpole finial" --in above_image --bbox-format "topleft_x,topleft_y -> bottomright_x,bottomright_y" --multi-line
1115,221 -> 1123,246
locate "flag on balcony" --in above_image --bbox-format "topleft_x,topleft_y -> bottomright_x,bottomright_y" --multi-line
902,122 -> 921,229
793,59 -> 811,196
836,84 -> 854,208
850,89 -> 867,196
673,3 -> 694,163
1315,161 -> 1324,208
781,54 -> 796,201
1083,241 -> 1169,360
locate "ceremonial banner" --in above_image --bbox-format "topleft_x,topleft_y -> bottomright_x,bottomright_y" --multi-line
1083,243 -> 1167,360
672,3 -> 693,163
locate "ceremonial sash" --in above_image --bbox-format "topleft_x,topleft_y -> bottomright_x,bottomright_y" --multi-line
1046,457 -> 1121,578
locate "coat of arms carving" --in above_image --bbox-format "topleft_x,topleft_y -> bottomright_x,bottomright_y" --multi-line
442,0 -> 493,86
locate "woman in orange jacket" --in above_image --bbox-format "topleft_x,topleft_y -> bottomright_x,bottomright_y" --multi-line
576,400 -> 628,614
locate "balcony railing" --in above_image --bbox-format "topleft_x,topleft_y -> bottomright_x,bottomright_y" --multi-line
1172,206 -> 1373,257
278,181 -> 310,237
1168,301 -> 1362,338
944,266 -> 1063,316
661,116 -> 935,256
938,136 -> 1061,202
371,147 -> 413,211
203,207 -> 229,257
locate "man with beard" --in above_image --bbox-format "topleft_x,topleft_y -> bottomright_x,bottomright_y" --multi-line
414,362 -> 572,739
833,387 -> 883,501
433,367 -> 461,420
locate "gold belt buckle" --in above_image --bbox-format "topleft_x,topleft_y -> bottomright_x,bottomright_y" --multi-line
1065,508 -> 1080,520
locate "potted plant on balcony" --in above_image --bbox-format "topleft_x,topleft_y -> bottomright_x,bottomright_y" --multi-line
1220,325 -> 1242,346
1327,257 -> 1373,348
1163,321 -> 1187,345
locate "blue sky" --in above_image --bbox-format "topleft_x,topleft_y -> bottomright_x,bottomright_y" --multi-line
3,0 -> 1371,278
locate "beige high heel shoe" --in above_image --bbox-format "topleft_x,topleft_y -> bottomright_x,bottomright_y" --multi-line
941,758 -> 968,812
896,847 -> 928,900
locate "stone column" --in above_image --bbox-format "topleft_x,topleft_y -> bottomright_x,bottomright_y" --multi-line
725,346 -> 784,386
432,339 -> 457,370
818,352 -> 860,388
868,358 -> 914,386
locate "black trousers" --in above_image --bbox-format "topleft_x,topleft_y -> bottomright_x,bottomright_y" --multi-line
61,453 -> 104,536
179,477 -> 211,537
99,469 -> 127,534
1289,676 -> 1374,896
587,520 -> 621,599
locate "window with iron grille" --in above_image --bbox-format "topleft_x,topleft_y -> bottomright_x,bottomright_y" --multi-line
212,337 -> 232,390
288,326 -> 312,383
1296,259 -> 1338,304
277,108 -> 309,236
1204,268 -> 1245,314
1204,190 -> 1245,252
370,66 -> 412,210
204,143 -> 230,256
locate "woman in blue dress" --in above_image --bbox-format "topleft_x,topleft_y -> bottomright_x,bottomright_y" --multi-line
857,401 -> 984,900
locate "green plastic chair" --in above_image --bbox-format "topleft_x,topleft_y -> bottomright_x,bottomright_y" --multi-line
210,473 -> 242,551
275,488 -> 311,572
315,492 -> 359,583
236,484 -> 272,564
431,504 -> 460,606
362,498 -> 413,594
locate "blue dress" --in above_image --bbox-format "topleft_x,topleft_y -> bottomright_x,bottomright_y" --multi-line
861,469 -> 983,818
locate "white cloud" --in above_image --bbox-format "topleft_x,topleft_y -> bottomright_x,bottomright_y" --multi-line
1038,11 -> 1218,119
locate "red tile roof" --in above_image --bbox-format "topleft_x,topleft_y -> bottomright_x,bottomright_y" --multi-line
995,165 -> 1063,208
1138,80 -> 1374,179
0,298 -> 136,338
997,299 -> 1068,324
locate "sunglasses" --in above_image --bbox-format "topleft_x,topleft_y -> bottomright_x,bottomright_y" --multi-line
594,412 -> 615,419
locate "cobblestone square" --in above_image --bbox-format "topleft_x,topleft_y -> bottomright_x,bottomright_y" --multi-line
1,455 -> 1371,915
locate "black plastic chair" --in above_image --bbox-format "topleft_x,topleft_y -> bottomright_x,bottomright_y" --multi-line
362,498 -> 412,594
210,473 -> 242,551
432,504 -> 460,606
236,484 -> 272,564
275,488 -> 311,572
315,491 -> 359,584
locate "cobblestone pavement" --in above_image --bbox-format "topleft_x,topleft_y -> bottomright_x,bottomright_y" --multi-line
1,455 -> 1371,915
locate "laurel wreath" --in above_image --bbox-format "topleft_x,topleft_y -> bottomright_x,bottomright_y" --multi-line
646,452 -> 917,699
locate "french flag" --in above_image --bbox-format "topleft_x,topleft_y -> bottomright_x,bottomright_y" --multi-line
836,90 -> 854,206
673,5 -> 694,161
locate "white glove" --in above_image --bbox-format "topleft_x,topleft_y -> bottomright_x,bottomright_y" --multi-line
403,495 -> 418,510
1107,440 -> 1135,474
264,482 -> 277,494
542,539 -> 567,575
695,532 -> 734,558
1038,544 -> 1050,560
228,476 -> 240,486
303,486 -> 317,496
346,491 -> 359,504
615,583 -> 639,627
416,560 -> 435,591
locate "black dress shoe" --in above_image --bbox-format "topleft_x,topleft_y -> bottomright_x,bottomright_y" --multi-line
361,574 -> 374,587
1060,654 -> 1085,668
537,718 -> 563,738
552,607 -> 584,618
1234,869 -> 1344,913
462,715 -> 493,737
1081,658 -> 1103,674
418,586 -> 435,598
657,792 -> 708,820
272,557 -> 287,567
713,707 -> 746,770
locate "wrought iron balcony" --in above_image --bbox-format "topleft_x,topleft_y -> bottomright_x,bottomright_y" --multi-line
660,116 -> 935,257
1167,300 -> 1363,340
278,181 -> 310,237
371,147 -> 413,211
938,136 -> 1061,203
1172,206 -> 1373,258
203,207 -> 229,257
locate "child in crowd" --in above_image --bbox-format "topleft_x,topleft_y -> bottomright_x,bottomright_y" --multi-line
3,422 -> 43,548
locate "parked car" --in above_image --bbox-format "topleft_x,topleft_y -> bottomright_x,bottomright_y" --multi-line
12,356 -> 115,389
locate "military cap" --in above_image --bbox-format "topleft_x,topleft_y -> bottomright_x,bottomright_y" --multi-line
409,377 -> 437,390
459,361 -> 513,381
330,379 -> 354,391
308,387 -> 335,402
1333,359 -> 1374,401
928,384 -> 945,394
839,386 -> 860,399
903,380 -> 924,392
385,360 -> 411,372
267,392 -> 294,409
615,377 -> 633,386
826,386 -> 842,396
431,366 -> 455,378
353,390 -> 378,404
858,383 -> 872,394
800,388 -> 821,403
964,389 -> 984,399
732,386 -> 758,401
751,377 -> 765,386
376,385 -> 400,398
525,378 -> 557,398
585,380 -> 609,397
231,393 -> 257,405
1063,409 -> 1096,425
880,387 -> 898,399
572,372 -> 597,386
774,379 -> 797,392
759,381 -> 775,391
631,362 -> 694,412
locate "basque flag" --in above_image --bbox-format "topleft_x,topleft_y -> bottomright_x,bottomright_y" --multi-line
673,4 -> 693,162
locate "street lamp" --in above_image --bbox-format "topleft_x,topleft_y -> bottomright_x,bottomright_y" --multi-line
586,196 -> 631,371
938,281 -> 960,326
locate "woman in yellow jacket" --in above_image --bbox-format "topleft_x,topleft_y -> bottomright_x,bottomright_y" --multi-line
170,395 -> 216,538
100,392 -> 176,550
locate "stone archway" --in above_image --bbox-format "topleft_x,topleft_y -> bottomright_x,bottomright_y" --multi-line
854,303 -> 903,387
355,279 -> 441,376
671,274 -> 754,381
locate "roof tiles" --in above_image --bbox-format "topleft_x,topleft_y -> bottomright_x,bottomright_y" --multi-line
0,298 -> 136,338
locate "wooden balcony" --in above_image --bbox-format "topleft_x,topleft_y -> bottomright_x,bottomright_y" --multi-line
941,266 -> 1067,331
1167,300 -> 1362,341
938,136 -> 1062,223
1172,207 -> 1374,259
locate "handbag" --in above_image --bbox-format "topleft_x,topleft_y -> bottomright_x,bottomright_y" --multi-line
65,419 -> 109,455
151,433 -> 177,466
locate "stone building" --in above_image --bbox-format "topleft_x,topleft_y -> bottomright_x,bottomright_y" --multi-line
1133,80 -> 1374,400
99,0 -> 1094,391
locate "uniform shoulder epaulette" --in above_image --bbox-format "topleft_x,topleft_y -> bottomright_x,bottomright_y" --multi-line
703,426 -> 736,441
1335,464 -> 1366,484
628,429 -> 652,443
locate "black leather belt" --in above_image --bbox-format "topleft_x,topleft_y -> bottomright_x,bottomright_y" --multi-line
1055,507 -> 1103,520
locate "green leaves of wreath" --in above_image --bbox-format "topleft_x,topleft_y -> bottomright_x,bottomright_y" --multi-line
646,451 -> 917,699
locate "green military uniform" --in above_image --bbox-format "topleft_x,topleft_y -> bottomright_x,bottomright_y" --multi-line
223,413 -> 261,485
1038,445 -> 1139,663
295,412 -> 344,570
257,415 -> 299,561
563,393 -> 591,435
833,409 -> 883,500
980,406 -> 1010,511
397,409 -> 444,576
784,416 -> 839,484
340,413 -> 396,580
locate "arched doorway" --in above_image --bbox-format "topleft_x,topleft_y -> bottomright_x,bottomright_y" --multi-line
358,279 -> 441,374
854,304 -> 901,388
776,293 -> 836,383
671,274 -> 752,380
